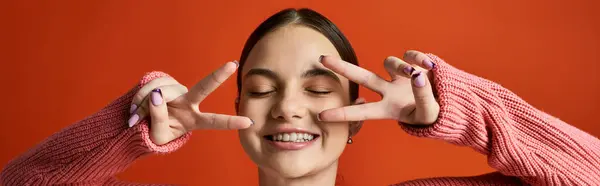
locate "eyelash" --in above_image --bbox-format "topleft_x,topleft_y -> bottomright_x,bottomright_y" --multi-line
307,90 -> 332,95
247,90 -> 332,97
248,91 -> 275,97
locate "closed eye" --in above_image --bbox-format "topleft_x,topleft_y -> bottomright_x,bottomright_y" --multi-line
307,90 -> 332,95
248,90 -> 275,97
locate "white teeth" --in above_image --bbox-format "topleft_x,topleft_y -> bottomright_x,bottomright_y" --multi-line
269,132 -> 316,142
283,133 -> 290,141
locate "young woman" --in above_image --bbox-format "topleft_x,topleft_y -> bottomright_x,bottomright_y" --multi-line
2,8 -> 599,186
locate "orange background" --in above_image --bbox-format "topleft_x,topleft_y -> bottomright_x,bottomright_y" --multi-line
1,0 -> 599,185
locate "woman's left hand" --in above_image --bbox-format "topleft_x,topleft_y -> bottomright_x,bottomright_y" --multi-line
318,50 -> 440,126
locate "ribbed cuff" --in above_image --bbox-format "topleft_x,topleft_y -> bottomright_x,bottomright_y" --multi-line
400,54 -> 489,152
133,71 -> 191,154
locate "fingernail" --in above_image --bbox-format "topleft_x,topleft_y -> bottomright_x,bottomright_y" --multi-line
403,66 -> 415,76
423,59 -> 436,70
129,104 -> 137,114
250,119 -> 255,126
412,72 -> 426,87
233,60 -> 239,68
151,88 -> 163,106
128,114 -> 139,127
317,112 -> 322,121
318,55 -> 326,63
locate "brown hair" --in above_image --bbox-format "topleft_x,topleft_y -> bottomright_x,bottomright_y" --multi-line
236,8 -> 359,102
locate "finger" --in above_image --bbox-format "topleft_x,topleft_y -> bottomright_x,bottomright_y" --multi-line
349,97 -> 366,136
409,71 -> 440,125
146,89 -> 171,130
135,84 -> 188,116
383,56 -> 417,80
403,50 -> 436,70
194,113 -> 253,130
318,102 -> 390,122
354,97 -> 366,104
186,61 -> 238,104
320,55 -> 388,93
131,77 -> 179,114
129,84 -> 186,127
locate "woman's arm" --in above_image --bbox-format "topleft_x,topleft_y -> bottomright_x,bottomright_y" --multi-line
399,54 -> 600,185
0,71 -> 190,186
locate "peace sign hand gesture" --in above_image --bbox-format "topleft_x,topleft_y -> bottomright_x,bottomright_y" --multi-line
129,61 -> 253,145
318,50 -> 440,126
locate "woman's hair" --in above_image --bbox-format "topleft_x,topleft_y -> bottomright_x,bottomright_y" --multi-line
236,8 -> 359,102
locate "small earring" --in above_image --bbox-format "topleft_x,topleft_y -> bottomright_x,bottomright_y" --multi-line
347,137 -> 353,144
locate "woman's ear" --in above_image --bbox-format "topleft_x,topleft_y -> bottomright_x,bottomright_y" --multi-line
349,97 -> 366,137
234,97 -> 240,115
349,121 -> 363,137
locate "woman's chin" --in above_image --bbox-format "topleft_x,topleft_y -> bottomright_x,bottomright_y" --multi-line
264,165 -> 314,178
261,157 -> 319,178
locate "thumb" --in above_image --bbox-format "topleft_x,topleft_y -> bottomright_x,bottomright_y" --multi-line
147,88 -> 173,145
409,71 -> 439,125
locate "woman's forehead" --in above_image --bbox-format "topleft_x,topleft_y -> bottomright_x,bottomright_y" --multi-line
242,25 -> 341,76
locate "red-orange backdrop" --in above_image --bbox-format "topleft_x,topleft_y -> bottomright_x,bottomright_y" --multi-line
1,0 -> 599,185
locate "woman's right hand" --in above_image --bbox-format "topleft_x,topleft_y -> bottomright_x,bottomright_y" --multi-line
128,61 -> 253,145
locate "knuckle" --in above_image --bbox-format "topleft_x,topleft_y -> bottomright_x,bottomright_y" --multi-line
361,73 -> 372,85
192,82 -> 209,98
383,56 -> 399,69
198,84 -> 210,97
404,50 -> 418,60
137,104 -> 149,114
226,116 -> 233,129
359,105 -> 369,121
133,93 -> 145,104
144,77 -> 178,89
153,76 -> 176,83
386,56 -> 397,61
211,71 -> 225,84
339,62 -> 349,75
414,94 -> 431,104
210,114 -> 217,128
384,56 -> 398,64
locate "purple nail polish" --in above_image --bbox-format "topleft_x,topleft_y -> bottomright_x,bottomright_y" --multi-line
129,104 -> 137,114
423,59 -> 435,70
151,89 -> 163,106
403,66 -> 415,75
318,55 -> 325,63
412,72 -> 426,87
128,114 -> 139,127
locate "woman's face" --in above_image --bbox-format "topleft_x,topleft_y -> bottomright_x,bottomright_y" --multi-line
237,25 -> 355,178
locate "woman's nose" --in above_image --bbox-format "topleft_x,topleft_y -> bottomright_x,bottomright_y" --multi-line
271,94 -> 308,121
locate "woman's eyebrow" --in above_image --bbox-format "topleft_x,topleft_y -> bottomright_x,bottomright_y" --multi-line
244,68 -> 279,80
302,68 -> 341,85
244,68 -> 341,85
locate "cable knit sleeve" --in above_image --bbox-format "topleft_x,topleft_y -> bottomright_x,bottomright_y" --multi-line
395,54 -> 600,185
0,71 -> 190,186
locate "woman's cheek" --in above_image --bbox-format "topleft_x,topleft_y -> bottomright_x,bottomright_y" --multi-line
313,94 -> 346,111
239,98 -> 269,117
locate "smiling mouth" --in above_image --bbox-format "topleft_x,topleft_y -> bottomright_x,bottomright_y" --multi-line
264,132 -> 320,143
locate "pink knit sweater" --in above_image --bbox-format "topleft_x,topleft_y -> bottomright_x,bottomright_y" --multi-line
2,54 -> 599,186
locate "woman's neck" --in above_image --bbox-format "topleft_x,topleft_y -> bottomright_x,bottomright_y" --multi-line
258,161 -> 339,186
